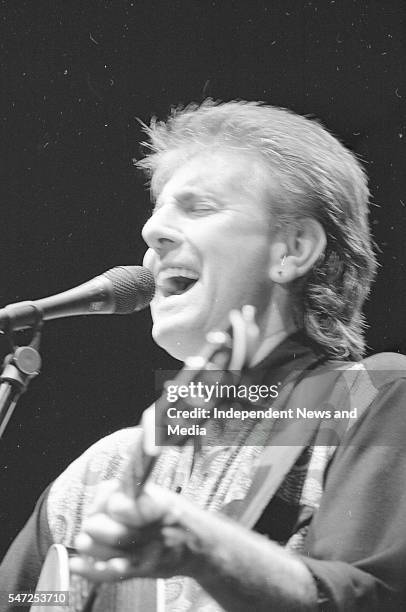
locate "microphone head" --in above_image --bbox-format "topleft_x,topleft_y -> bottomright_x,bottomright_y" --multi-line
103,266 -> 155,313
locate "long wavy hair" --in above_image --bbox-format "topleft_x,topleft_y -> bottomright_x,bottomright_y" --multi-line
137,100 -> 377,360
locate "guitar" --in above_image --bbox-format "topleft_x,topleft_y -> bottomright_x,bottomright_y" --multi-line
31,307 -> 259,612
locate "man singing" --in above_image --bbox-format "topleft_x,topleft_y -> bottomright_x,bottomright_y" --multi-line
1,100 -> 406,611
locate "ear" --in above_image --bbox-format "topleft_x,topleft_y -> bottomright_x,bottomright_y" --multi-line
269,219 -> 326,284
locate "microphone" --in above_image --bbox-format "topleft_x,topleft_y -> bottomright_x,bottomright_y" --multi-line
0,266 -> 155,331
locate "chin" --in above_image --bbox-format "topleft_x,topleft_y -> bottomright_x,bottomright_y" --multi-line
152,324 -> 204,361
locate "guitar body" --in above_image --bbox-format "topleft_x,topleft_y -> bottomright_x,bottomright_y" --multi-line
30,544 -> 70,611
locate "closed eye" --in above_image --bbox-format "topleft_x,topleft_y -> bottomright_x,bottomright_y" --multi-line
151,191 -> 220,215
187,200 -> 218,214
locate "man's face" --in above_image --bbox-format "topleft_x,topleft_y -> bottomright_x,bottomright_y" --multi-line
142,150 -> 276,360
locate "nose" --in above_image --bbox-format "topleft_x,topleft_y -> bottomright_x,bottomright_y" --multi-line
141,204 -> 182,255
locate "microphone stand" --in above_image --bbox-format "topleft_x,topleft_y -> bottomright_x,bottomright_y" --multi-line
0,307 -> 43,440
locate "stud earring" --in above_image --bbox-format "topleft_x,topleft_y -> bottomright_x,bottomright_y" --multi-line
278,255 -> 286,275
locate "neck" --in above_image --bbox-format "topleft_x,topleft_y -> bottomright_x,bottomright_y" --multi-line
250,288 -> 300,365
251,324 -> 299,366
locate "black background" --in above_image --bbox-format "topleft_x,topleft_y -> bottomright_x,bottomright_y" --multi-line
0,0 -> 405,558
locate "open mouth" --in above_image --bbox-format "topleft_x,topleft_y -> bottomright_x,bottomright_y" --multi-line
157,267 -> 199,297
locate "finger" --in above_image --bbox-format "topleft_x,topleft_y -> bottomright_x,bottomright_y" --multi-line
88,479 -> 121,515
107,490 -> 167,527
81,513 -> 137,548
112,483 -> 187,528
69,555 -> 135,583
75,532 -> 133,562
143,483 -> 185,525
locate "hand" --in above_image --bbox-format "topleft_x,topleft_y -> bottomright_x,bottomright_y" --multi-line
69,479 -> 318,611
69,480 -> 201,583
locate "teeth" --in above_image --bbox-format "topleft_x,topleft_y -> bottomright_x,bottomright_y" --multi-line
156,267 -> 199,297
157,267 -> 199,282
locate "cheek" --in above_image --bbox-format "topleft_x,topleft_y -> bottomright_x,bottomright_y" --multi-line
205,245 -> 271,310
208,234 -> 270,276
